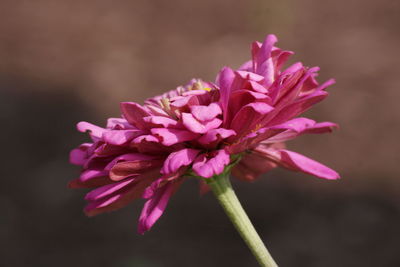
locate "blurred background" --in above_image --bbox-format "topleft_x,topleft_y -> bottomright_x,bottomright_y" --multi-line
1,0 -> 399,266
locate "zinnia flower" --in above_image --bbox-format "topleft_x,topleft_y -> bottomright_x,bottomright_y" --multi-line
69,34 -> 339,235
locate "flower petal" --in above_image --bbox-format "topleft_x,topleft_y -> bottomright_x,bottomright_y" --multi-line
270,149 -> 340,180
161,148 -> 200,175
138,181 -> 181,234
151,128 -> 200,146
103,129 -> 143,145
84,176 -> 156,217
255,34 -> 278,85
120,102 -> 151,130
197,128 -> 236,146
192,149 -> 230,178
230,102 -> 274,137
190,103 -> 222,122
181,113 -> 222,134
77,122 -> 105,141
143,116 -> 179,128
70,143 -> 91,165
110,160 -> 163,181
216,67 -> 235,124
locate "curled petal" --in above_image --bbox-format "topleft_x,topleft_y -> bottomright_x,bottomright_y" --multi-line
70,143 -> 91,165
103,130 -> 143,145
190,103 -> 222,122
110,161 -> 163,181
192,149 -> 230,178
104,153 -> 156,171
138,181 -> 182,234
84,176 -> 155,217
143,116 -> 179,128
230,102 -> 274,137
198,128 -> 236,146
161,148 -> 200,175
77,122 -> 105,141
255,34 -> 278,85
85,177 -> 136,201
151,128 -> 199,146
181,113 -> 222,134
120,102 -> 150,130
266,118 -> 338,143
268,90 -> 328,126
106,118 -> 131,129
216,67 -> 235,124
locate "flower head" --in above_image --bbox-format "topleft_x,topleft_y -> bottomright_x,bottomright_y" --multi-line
70,34 -> 339,234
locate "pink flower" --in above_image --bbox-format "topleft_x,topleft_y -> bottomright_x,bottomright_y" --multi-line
70,35 -> 339,234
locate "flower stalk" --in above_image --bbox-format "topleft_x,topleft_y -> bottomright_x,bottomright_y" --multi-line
207,173 -> 278,267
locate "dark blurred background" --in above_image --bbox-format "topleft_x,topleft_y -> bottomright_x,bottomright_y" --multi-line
1,0 -> 399,266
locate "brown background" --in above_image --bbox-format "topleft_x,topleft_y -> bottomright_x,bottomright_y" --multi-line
0,0 -> 399,266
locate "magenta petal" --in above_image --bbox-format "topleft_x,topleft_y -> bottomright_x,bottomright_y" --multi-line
103,130 -> 143,145
104,153 -> 156,171
266,118 -> 338,143
161,148 -> 200,175
85,178 -> 136,201
138,182 -> 177,234
181,113 -> 222,134
190,103 -> 222,122
120,102 -> 150,130
217,67 -> 235,124
132,135 -> 160,144
151,128 -> 199,146
143,116 -> 178,128
77,122 -> 105,140
192,149 -> 230,178
276,149 -> 340,180
255,34 -> 278,85
80,169 -> 108,182
70,143 -> 91,165
198,128 -> 236,145
303,122 -> 338,134
230,102 -> 274,136
106,118 -> 131,129
268,90 -> 328,126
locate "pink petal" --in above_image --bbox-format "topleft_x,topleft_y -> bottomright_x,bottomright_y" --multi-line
190,103 -> 222,122
120,102 -> 150,130
227,126 -> 286,154
110,160 -> 163,181
268,90 -> 328,126
84,176 -> 155,217
85,177 -> 136,201
132,135 -> 160,144
77,122 -> 105,141
230,102 -> 274,137
106,118 -> 131,129
216,67 -> 235,124
138,181 -> 180,234
151,128 -> 199,146
143,116 -> 179,128
192,149 -> 230,178
161,148 -> 200,175
104,153 -> 156,171
102,129 -> 143,145
197,128 -> 236,146
69,143 -> 91,165
255,34 -> 278,85
80,169 -> 109,182
271,149 -> 340,180
266,118 -> 338,143
181,113 -> 222,134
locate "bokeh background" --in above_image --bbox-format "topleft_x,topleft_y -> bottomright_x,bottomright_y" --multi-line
1,0 -> 399,266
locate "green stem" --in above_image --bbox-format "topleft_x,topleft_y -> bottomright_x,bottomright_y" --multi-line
207,173 -> 278,267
